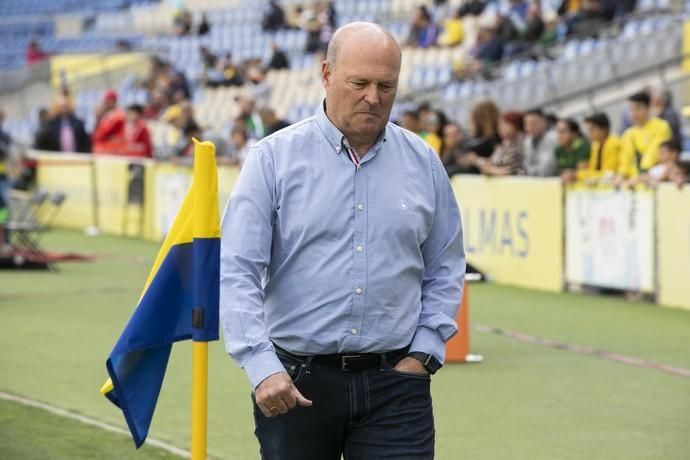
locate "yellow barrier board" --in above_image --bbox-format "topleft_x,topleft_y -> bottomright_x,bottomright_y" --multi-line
93,157 -> 132,236
451,176 -> 564,292
657,184 -> 690,310
35,153 -> 95,229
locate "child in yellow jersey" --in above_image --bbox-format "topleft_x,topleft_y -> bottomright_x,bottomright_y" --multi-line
580,112 -> 621,183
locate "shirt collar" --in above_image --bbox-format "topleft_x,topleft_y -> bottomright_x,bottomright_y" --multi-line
314,100 -> 387,155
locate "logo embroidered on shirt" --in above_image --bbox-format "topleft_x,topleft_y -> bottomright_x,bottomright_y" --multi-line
399,199 -> 408,210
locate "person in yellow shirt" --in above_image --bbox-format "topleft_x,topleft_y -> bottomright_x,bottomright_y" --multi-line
579,112 -> 621,182
617,91 -> 672,180
437,10 -> 464,47
420,111 -> 443,155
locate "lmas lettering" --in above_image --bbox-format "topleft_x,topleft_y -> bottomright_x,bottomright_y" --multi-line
463,208 -> 529,257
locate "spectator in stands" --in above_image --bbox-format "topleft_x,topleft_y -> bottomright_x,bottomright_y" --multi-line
580,112 -> 620,181
26,40 -> 49,66
229,127 -> 257,167
92,90 -> 126,154
652,89 -> 682,145
614,0 -> 637,17
200,46 -> 218,77
246,65 -> 272,108
123,105 -> 153,158
561,0 -> 615,36
500,1 -> 548,55
420,111 -> 444,155
207,54 -> 244,87
143,88 -> 168,120
441,121 -> 471,176
406,6 -> 438,48
627,139 -> 684,188
436,7 -> 464,47
555,118 -> 590,183
263,0 -> 287,31
197,12 -> 211,36
33,108 -> 52,151
464,100 -> 501,162
523,108 -> 558,176
472,111 -> 526,176
168,69 -> 192,103
42,96 -> 90,153
156,104 -> 185,157
499,0 -> 530,41
458,0 -> 488,17
618,91 -> 672,180
173,9 -> 193,36
267,43 -> 290,71
400,110 -> 422,135
95,89 -> 118,125
235,95 -> 265,139
174,120 -> 202,158
466,25 -> 504,78
259,108 -> 290,136
304,2 -> 335,53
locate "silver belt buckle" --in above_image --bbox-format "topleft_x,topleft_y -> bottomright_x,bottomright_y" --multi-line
341,354 -> 362,371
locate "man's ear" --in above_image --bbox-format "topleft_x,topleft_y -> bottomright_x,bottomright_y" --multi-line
321,60 -> 331,87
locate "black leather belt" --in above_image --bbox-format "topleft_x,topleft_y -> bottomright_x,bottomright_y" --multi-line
275,345 -> 409,372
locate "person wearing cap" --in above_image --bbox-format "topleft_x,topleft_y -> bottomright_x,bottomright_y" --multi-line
92,90 -> 126,154
473,111 -> 526,176
220,22 -> 465,459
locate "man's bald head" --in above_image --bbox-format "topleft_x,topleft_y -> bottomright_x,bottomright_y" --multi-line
321,22 -> 401,153
325,22 -> 401,71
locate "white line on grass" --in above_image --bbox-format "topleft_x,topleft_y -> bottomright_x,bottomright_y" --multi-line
0,390 -> 190,458
473,323 -> 690,378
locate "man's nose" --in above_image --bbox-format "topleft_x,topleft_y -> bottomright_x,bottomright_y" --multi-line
363,84 -> 381,106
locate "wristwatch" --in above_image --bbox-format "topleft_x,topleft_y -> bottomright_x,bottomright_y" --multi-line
406,352 -> 442,374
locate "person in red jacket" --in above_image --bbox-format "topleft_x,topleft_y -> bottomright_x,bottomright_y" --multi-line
26,40 -> 49,66
92,90 -> 126,154
124,105 -> 153,158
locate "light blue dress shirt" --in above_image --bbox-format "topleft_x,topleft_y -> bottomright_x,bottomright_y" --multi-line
220,103 -> 466,389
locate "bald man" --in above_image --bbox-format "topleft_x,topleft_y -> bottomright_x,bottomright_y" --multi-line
220,22 -> 465,459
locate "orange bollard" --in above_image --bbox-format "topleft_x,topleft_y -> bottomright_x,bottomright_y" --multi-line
445,281 -> 482,363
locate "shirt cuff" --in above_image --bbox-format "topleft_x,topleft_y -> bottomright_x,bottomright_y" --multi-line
242,349 -> 286,390
409,327 -> 447,364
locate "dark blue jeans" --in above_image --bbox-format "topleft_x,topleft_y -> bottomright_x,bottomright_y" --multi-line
253,350 -> 435,460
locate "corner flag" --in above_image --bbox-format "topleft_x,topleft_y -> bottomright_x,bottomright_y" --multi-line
100,139 -> 220,449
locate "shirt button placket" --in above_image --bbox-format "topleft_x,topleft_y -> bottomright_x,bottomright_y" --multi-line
350,162 -> 367,347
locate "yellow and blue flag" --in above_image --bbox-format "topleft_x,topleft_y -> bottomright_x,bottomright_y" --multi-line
101,140 -> 220,448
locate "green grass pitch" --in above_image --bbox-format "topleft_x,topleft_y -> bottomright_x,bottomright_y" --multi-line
1,230 -> 689,459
